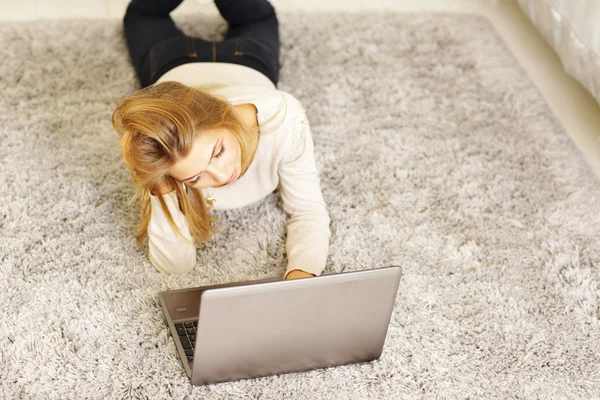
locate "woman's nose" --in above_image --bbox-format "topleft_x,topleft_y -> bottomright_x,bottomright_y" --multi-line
205,163 -> 229,184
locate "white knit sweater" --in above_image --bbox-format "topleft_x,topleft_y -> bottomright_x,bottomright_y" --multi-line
146,63 -> 330,277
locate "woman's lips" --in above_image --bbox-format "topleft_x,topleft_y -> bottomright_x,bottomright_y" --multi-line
225,167 -> 237,184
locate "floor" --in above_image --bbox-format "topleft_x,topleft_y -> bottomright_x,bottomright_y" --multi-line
4,0 -> 600,180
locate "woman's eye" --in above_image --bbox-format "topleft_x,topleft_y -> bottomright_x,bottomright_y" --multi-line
189,146 -> 225,185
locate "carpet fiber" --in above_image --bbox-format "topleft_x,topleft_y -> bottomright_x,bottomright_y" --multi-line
1,9 -> 600,399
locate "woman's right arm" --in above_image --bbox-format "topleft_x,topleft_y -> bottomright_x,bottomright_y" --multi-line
147,191 -> 196,274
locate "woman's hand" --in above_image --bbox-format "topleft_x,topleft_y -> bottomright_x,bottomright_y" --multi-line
285,269 -> 315,280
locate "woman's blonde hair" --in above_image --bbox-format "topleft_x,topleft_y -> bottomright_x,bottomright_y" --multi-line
111,81 -> 254,248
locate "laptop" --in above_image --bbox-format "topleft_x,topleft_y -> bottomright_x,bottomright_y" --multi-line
158,265 -> 402,385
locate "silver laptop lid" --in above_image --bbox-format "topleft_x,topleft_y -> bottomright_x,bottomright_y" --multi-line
191,266 -> 402,385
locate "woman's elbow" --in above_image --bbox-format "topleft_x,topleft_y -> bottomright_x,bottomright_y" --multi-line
149,252 -> 196,275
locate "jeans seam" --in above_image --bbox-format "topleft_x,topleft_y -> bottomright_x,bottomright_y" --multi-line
149,48 -> 156,82
238,39 -> 275,77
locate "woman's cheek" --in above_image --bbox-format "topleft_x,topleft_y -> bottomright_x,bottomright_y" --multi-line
229,146 -> 240,164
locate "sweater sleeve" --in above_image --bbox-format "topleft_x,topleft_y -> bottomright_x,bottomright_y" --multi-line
278,99 -> 331,278
147,191 -> 196,274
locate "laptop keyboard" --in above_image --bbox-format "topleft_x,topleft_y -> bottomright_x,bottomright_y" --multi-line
175,320 -> 198,363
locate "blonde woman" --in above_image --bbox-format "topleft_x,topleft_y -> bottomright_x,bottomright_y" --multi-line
112,0 -> 330,280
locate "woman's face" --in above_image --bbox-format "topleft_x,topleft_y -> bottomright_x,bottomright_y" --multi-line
169,126 -> 242,190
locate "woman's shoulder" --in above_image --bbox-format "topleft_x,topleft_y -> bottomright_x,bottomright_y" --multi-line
206,84 -> 302,107
203,83 -> 282,99
208,84 -> 305,134
211,85 -> 312,159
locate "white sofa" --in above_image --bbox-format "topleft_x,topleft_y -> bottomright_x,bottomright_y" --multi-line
517,0 -> 600,105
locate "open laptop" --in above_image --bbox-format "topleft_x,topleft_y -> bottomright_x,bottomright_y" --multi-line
158,265 -> 402,385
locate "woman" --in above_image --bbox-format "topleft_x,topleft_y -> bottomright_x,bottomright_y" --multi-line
112,0 -> 330,280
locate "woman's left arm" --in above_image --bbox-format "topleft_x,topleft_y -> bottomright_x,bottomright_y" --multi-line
278,99 -> 331,279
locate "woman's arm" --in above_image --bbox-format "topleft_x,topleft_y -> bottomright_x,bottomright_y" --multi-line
147,191 -> 196,274
285,269 -> 315,279
278,99 -> 331,278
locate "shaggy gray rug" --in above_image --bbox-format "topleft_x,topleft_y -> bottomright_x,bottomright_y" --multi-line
1,9 -> 600,400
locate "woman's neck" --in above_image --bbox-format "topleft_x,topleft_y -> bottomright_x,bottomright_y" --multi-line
233,103 -> 260,175
233,103 -> 259,133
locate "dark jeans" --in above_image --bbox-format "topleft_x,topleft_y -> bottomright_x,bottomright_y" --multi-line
123,0 -> 280,88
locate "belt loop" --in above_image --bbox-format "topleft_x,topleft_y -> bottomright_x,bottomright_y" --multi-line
235,38 -> 243,56
187,38 -> 197,58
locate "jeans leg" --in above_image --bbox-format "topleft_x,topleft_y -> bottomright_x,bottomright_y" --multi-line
123,0 -> 187,86
123,0 -> 281,88
216,0 -> 280,85
214,0 -> 277,27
